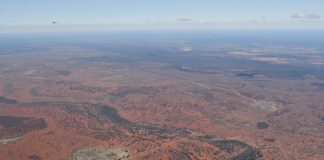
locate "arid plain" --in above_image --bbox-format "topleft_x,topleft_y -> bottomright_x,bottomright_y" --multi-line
0,32 -> 323,160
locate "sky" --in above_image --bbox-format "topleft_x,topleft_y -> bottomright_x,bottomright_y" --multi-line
1,0 -> 324,32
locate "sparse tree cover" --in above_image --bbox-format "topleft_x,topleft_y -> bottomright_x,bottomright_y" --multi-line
0,31 -> 323,159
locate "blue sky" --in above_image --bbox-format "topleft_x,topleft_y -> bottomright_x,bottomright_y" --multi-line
1,0 -> 323,32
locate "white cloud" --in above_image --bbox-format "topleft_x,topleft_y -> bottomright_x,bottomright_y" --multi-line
181,46 -> 193,52
291,12 -> 321,19
176,18 -> 192,23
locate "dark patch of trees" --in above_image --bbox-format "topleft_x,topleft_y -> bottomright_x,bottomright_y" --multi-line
0,96 -> 18,104
257,122 -> 269,129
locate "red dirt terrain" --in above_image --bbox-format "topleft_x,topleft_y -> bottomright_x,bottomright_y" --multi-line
0,34 -> 323,160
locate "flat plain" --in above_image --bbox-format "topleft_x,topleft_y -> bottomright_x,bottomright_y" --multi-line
0,31 -> 323,160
